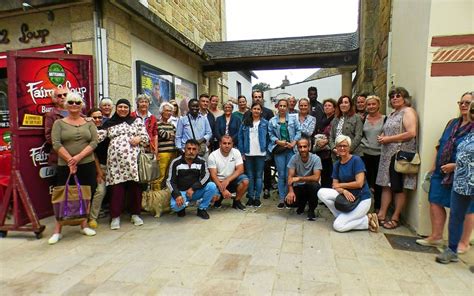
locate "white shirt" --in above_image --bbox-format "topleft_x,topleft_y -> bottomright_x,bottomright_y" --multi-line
247,120 -> 266,156
208,148 -> 243,180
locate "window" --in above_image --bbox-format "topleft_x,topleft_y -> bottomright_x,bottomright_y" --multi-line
236,81 -> 242,97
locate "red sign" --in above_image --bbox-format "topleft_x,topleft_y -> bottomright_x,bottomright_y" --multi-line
6,51 -> 94,225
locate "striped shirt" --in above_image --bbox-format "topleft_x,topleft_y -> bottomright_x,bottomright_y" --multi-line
157,122 -> 177,153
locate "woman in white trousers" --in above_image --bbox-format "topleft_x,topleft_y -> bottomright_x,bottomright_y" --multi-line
318,135 -> 379,232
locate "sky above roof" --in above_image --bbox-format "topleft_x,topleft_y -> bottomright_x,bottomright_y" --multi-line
226,0 -> 359,88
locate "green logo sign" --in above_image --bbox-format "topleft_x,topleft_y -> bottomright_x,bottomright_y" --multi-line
3,131 -> 11,143
48,63 -> 66,86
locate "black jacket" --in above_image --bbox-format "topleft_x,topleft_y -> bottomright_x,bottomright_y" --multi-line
166,155 -> 210,199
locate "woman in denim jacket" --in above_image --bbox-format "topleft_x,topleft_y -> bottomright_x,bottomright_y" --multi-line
329,95 -> 363,156
268,98 -> 301,208
238,103 -> 269,207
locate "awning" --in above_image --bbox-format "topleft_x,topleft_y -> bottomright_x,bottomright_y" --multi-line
0,44 -> 69,68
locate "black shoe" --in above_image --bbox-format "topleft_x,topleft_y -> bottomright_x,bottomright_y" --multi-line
296,207 -> 304,215
245,199 -> 254,207
307,211 -> 316,221
213,198 -> 223,208
277,202 -> 285,209
232,200 -> 246,211
253,199 -> 262,208
197,209 -> 210,219
263,189 -> 270,199
177,209 -> 186,217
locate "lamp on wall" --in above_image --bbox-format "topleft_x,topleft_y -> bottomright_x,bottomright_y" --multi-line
22,2 -> 55,22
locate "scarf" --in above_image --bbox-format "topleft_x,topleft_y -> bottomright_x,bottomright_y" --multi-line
101,99 -> 136,129
439,118 -> 474,185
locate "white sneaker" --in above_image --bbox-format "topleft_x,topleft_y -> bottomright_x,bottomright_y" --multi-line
131,215 -> 144,226
48,233 -> 62,245
110,217 -> 120,230
80,227 -> 96,236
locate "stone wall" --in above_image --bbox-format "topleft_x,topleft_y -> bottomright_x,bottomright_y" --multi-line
147,0 -> 225,46
355,0 -> 391,111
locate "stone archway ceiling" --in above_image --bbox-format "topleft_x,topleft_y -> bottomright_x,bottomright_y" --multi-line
202,31 -> 359,72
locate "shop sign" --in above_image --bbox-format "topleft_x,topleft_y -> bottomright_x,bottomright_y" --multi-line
0,23 -> 49,45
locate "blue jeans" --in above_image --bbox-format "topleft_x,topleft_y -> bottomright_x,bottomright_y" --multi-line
170,182 -> 217,212
274,149 -> 294,201
245,156 -> 266,200
448,190 -> 474,252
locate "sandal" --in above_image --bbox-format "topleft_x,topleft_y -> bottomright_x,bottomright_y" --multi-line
377,215 -> 386,225
383,219 -> 400,230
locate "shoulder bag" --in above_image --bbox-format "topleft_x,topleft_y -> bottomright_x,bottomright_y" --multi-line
394,114 -> 420,174
188,114 -> 207,157
332,161 -> 362,212
138,147 -> 160,183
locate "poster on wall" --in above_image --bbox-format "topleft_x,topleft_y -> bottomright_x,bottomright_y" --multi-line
136,61 -> 174,117
0,85 -> 10,156
6,51 -> 94,225
175,76 -> 197,116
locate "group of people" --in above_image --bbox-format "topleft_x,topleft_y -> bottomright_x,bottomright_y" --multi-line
44,84 -> 474,266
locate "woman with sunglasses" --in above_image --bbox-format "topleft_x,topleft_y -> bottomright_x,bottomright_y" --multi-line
268,98 -> 301,209
99,99 -> 150,230
49,92 -> 98,244
376,86 -> 418,229
418,92 -> 474,251
86,108 -> 109,228
436,100 -> 474,263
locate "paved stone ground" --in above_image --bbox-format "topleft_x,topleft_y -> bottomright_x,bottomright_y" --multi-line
1,195 -> 473,295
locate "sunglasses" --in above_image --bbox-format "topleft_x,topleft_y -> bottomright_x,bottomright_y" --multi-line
67,101 -> 82,105
457,100 -> 471,106
389,94 -> 402,99
56,93 -> 68,98
92,116 -> 103,119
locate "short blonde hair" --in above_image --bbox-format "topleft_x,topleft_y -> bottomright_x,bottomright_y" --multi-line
136,93 -> 151,104
335,134 -> 352,148
63,92 -> 85,108
366,95 -> 381,105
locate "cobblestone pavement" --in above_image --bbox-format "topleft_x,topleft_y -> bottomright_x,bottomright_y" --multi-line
1,195 -> 473,295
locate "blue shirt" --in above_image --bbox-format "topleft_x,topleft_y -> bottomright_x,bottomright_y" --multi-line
298,114 -> 316,137
453,133 -> 474,196
332,155 -> 371,200
175,114 -> 212,150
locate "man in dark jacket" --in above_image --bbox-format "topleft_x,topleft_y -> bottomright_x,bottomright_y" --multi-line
167,139 -> 217,219
308,86 -> 324,134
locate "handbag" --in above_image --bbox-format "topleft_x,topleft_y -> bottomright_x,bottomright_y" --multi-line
393,117 -> 420,174
138,147 -> 160,183
272,145 -> 289,155
188,114 -> 207,157
335,193 -> 361,213
394,150 -> 421,174
51,174 -> 91,226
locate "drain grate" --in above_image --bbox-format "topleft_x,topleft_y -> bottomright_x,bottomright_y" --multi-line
384,234 -> 440,254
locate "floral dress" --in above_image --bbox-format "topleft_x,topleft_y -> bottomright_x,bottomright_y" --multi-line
376,108 -> 417,189
98,119 -> 149,186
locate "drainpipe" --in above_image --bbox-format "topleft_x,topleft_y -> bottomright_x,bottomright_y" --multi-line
93,0 -> 109,104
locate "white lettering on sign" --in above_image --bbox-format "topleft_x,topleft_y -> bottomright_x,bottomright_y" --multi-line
41,105 -> 54,113
25,80 -> 88,104
29,142 -> 49,167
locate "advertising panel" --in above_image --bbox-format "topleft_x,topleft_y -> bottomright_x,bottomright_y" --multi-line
175,76 -> 197,116
6,52 -> 94,225
136,61 -> 174,117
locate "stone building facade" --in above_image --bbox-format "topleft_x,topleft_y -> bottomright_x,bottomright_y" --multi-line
354,0 -> 391,111
0,0 -> 228,112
